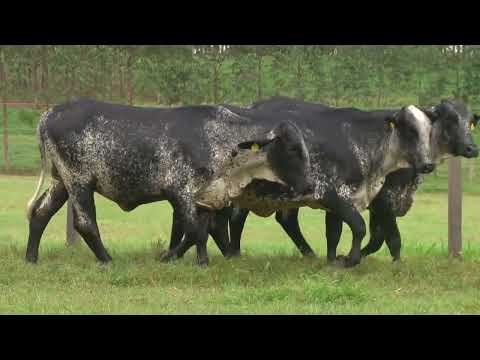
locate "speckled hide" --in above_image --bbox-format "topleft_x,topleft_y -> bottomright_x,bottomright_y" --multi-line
222,103 -> 434,216
25,98 -> 313,264
36,102 -> 295,212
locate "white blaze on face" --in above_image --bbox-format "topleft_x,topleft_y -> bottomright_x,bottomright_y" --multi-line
406,105 -> 433,164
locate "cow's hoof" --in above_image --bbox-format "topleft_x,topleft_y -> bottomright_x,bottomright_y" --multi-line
197,257 -> 209,267
302,251 -> 317,259
360,250 -> 370,258
159,251 -> 178,263
25,255 -> 38,264
326,257 -> 343,267
342,256 -> 360,268
228,250 -> 241,258
99,254 -> 113,263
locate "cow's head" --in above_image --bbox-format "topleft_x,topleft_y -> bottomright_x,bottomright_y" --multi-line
238,120 -> 312,195
389,105 -> 435,174
423,99 -> 479,159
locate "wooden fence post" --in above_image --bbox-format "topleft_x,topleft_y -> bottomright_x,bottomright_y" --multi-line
448,157 -> 462,258
66,199 -> 79,245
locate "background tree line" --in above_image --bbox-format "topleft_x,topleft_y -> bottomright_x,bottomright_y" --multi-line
1,45 -> 480,182
1,45 -> 480,109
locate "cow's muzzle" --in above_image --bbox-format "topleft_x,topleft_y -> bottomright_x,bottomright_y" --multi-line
418,163 -> 435,174
456,143 -> 479,159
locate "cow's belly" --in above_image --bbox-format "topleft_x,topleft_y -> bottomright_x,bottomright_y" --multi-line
231,188 -> 329,217
95,179 -> 167,212
349,177 -> 386,212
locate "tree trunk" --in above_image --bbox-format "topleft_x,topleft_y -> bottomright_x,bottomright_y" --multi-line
41,46 -> 48,91
119,64 -> 124,100
333,64 -> 339,106
110,55 -> 115,101
32,61 -> 38,108
0,50 -> 10,170
92,61 -> 98,99
126,54 -> 134,105
1,102 -> 9,170
68,64 -> 75,100
256,54 -> 263,100
296,56 -> 304,100
377,69 -> 384,108
213,60 -> 219,104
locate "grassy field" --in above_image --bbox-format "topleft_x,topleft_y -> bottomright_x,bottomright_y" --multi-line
1,175 -> 480,314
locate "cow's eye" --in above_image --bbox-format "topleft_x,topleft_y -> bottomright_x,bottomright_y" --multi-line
287,145 -> 302,156
406,128 -> 417,137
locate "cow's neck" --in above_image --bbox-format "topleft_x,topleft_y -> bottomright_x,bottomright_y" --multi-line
430,121 -> 452,164
379,129 -> 410,176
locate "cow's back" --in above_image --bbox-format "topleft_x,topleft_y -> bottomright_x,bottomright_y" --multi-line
40,99 -> 218,209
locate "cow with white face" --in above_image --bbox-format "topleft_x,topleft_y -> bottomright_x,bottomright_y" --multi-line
359,99 -> 479,261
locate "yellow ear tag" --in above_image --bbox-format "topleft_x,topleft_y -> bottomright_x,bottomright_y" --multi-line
251,143 -> 260,152
471,123 -> 476,131
389,121 -> 395,130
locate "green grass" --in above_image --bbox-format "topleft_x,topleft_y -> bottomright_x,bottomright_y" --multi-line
2,175 -> 480,314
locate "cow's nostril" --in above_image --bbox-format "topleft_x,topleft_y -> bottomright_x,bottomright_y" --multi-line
422,163 -> 435,173
464,144 -> 479,158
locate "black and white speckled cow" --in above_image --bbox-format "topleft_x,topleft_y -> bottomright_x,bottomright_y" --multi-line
359,100 -> 479,261
25,98 -> 312,266
164,100 -> 437,267
223,98 -> 479,263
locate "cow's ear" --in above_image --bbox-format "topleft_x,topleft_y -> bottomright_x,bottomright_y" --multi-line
238,132 -> 276,151
422,106 -> 440,123
386,112 -> 399,130
237,121 -> 291,151
473,114 -> 480,125
471,114 -> 480,131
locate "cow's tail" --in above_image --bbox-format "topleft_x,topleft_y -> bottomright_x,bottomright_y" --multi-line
26,122 -> 48,221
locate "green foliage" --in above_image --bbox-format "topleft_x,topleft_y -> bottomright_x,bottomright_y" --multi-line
3,45 -> 480,108
16,108 -> 39,127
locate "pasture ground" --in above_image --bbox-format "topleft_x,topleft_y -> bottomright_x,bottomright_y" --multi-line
1,175 -> 480,314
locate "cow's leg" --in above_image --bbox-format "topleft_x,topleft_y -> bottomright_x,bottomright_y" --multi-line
209,210 -> 232,258
168,209 -> 185,251
360,210 -> 385,258
69,187 -> 112,263
329,202 -> 366,268
166,210 -> 231,259
229,207 -> 249,257
275,208 -> 316,257
160,198 -> 210,266
182,209 -> 210,266
160,199 -> 192,262
325,212 -> 343,263
26,179 -> 68,263
165,235 -> 195,260
381,215 -> 401,262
